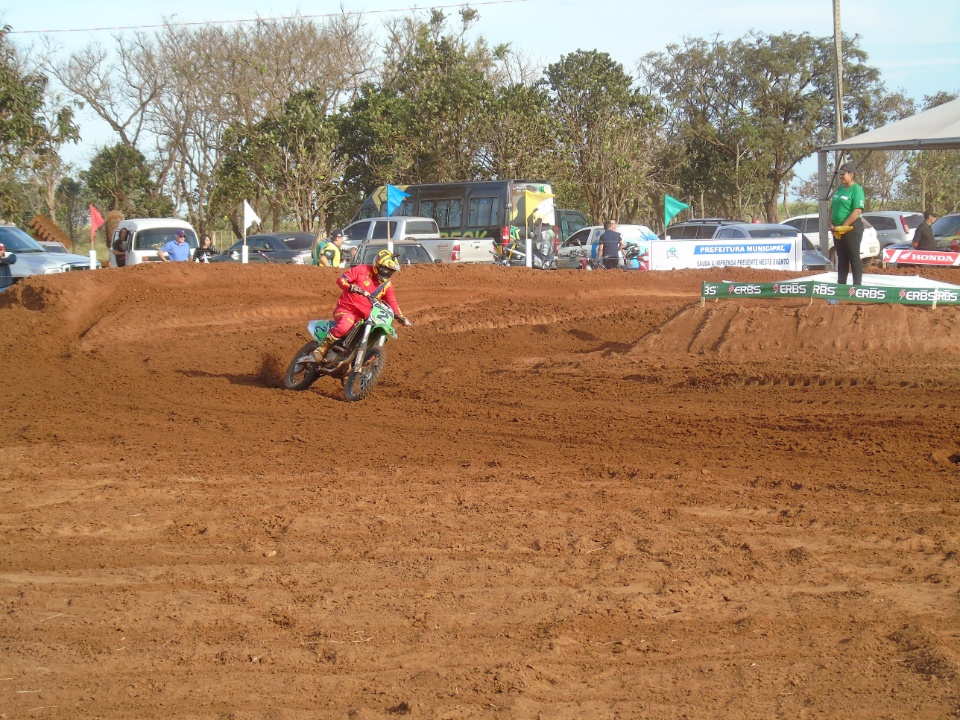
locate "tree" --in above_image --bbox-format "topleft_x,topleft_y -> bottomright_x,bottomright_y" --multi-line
336,7 -> 514,216
218,89 -> 344,233
51,14 -> 373,231
479,83 -> 558,183
642,32 -> 886,221
54,176 -> 87,247
381,9 -> 498,183
0,26 -> 50,219
83,143 -> 173,217
546,50 -> 663,223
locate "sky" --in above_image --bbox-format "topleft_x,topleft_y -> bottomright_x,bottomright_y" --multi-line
3,0 -> 959,182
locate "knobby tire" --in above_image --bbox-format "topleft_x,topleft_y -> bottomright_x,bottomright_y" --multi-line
342,346 -> 386,402
284,340 -> 320,390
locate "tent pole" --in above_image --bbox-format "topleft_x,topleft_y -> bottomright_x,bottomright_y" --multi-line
818,151 -> 832,260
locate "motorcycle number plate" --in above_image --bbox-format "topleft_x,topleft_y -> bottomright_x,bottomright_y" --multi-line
370,306 -> 392,324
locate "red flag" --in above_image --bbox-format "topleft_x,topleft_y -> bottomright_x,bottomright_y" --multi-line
90,205 -> 104,244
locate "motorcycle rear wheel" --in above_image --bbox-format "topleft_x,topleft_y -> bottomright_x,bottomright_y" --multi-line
284,340 -> 320,390
342,346 -> 386,402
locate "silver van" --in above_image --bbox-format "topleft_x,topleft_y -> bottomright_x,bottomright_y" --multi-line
112,218 -> 199,266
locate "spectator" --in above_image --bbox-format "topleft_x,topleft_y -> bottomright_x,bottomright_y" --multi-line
158,229 -> 192,262
112,228 -> 129,268
194,234 -> 218,262
830,162 -> 865,286
0,242 -> 16,291
597,220 -> 624,269
314,230 -> 345,267
913,210 -> 938,251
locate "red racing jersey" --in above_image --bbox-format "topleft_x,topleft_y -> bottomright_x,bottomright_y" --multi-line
334,264 -> 403,317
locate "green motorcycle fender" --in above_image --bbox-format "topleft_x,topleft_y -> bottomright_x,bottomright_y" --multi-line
368,305 -> 398,340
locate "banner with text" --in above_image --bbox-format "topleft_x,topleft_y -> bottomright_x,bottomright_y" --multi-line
701,280 -> 960,306
651,239 -> 802,271
881,247 -> 960,266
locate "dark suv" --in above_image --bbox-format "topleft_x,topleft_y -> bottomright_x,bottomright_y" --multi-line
933,212 -> 960,250
662,218 -> 737,239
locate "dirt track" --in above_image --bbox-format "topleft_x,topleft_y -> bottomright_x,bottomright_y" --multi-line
1,262 -> 959,719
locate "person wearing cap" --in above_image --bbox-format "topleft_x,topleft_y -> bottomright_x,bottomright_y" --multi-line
0,242 -> 17,291
313,230 -> 345,267
913,210 -> 938,251
830,162 -> 866,286
158,229 -> 192,262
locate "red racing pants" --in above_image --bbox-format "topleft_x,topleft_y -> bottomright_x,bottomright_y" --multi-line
330,310 -> 361,339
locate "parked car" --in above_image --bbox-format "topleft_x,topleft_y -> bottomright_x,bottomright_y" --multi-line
800,236 -> 831,271
38,240 -> 69,253
557,224 -> 658,269
661,218 -> 734,239
341,216 -> 439,249
0,225 -> 100,286
931,212 -> 960,248
209,232 -> 316,264
556,208 -> 589,241
349,240 -> 439,267
781,214 -> 880,264
861,211 -> 923,250
110,218 -> 199,266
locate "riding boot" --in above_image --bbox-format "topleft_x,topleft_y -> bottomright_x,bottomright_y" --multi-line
313,334 -> 338,363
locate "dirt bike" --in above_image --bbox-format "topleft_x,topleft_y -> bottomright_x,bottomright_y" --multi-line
284,289 -> 405,401
491,237 -> 556,269
581,242 -> 649,271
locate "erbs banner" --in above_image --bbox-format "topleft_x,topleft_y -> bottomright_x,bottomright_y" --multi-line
650,239 -> 802,271
701,280 -> 960,306
881,248 -> 960,266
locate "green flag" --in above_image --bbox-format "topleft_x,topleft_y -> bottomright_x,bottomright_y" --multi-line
664,195 -> 690,228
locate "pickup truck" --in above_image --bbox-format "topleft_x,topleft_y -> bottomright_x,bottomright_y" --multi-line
351,237 -> 493,264
417,237 -> 493,264
341,216 -> 440,245
340,216 -> 495,263
0,225 -> 100,286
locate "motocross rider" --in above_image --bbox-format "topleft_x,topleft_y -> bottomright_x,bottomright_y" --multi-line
314,249 -> 412,363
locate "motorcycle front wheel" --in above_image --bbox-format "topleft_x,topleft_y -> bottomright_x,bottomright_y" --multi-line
284,340 -> 320,390
342,346 -> 386,402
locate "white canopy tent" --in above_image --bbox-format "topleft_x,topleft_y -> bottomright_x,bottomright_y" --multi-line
815,98 -> 960,251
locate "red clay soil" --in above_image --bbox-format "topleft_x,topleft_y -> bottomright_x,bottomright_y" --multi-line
1,262 -> 959,719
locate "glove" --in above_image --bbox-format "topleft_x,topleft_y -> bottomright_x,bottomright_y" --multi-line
348,283 -> 365,295
397,315 -> 412,327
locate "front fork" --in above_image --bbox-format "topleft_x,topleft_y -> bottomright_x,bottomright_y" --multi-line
350,324 -> 386,372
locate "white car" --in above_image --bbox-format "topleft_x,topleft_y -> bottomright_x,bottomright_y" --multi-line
782,214 -> 880,264
557,224 -> 658,269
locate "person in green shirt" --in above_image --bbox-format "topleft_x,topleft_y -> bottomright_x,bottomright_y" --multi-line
313,230 -> 345,267
830,162 -> 866,286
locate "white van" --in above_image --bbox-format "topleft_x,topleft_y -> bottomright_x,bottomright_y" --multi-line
111,218 -> 199,266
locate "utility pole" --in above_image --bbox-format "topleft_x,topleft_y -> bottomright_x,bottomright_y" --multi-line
833,0 -> 844,144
